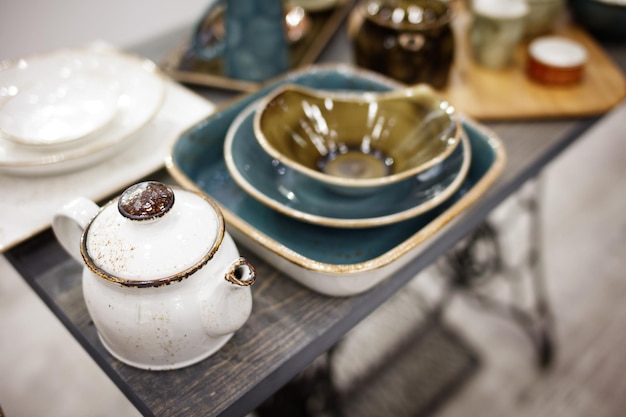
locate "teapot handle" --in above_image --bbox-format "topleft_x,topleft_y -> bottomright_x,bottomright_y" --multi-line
52,197 -> 100,263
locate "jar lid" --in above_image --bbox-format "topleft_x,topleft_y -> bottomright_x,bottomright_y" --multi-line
361,0 -> 452,30
81,181 -> 225,286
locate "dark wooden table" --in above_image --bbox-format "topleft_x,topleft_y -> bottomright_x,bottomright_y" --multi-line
5,21 -> 626,417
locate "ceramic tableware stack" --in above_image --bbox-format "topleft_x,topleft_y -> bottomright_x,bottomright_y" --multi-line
167,64 -> 506,297
0,44 -> 166,176
223,82 -> 472,229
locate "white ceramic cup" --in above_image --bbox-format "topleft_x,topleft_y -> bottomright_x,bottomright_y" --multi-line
470,0 -> 530,69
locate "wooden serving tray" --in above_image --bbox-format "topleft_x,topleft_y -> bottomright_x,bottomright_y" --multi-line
441,5 -> 626,120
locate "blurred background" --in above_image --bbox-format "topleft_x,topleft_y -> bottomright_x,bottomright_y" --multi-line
0,0 -> 208,59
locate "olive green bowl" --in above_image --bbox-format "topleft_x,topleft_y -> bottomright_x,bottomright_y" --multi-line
253,83 -> 461,196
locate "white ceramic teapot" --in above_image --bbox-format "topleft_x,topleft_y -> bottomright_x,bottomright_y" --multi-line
52,181 -> 256,370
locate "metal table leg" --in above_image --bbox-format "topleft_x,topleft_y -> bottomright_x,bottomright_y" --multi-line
256,176 -> 557,417
439,175 -> 556,368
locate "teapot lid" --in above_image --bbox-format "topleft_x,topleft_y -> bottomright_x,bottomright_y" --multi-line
81,181 -> 225,287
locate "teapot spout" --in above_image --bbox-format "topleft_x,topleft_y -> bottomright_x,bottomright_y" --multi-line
199,257 -> 256,338
225,257 -> 256,287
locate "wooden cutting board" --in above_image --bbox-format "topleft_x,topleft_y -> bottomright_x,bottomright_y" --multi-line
440,4 -> 626,121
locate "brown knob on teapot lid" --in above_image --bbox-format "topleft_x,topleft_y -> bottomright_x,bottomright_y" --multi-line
118,181 -> 175,221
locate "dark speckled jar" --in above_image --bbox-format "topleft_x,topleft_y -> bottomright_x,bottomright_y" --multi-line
351,0 -> 455,89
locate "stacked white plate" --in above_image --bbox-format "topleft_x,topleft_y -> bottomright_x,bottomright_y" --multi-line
0,44 -> 166,176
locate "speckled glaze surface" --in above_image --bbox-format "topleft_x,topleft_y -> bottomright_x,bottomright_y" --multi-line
117,181 -> 175,221
226,99 -> 470,227
52,182 -> 256,370
253,83 -> 460,196
167,65 -> 506,296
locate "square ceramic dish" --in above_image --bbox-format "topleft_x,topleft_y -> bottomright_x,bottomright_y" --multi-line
166,65 -> 506,297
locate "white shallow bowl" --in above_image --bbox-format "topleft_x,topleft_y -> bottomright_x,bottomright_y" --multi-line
0,46 -> 166,176
0,51 -> 122,147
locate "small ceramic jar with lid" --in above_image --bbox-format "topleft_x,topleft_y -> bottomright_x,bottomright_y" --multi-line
349,0 -> 455,89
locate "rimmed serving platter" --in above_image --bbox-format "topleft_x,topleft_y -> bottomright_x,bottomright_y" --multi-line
167,64 -> 506,297
224,99 -> 471,228
0,46 -> 166,176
